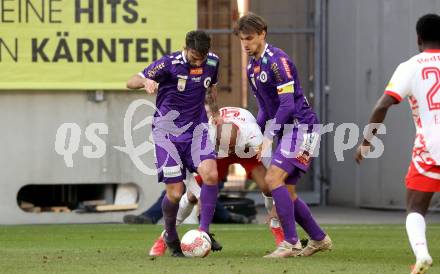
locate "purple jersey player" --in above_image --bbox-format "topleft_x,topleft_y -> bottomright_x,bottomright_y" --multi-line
126,30 -> 222,257
235,13 -> 332,258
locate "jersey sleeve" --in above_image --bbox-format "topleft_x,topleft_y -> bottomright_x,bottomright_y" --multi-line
268,55 -> 297,136
211,57 -> 220,86
384,62 -> 414,102
139,56 -> 171,83
206,53 -> 220,86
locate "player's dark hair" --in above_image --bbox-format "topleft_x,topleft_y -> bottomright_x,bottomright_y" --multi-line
185,30 -> 211,57
416,13 -> 440,43
233,12 -> 267,36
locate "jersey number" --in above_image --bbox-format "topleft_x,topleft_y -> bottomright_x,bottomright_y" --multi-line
422,67 -> 440,111
220,108 -> 240,118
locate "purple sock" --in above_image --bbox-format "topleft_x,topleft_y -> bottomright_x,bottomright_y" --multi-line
272,186 -> 297,244
294,198 -> 326,241
199,184 -> 218,233
162,195 -> 179,241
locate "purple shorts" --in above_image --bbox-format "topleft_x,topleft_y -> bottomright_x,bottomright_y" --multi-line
154,130 -> 216,184
270,126 -> 320,185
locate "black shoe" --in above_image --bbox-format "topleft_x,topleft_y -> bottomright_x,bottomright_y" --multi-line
123,214 -> 153,224
164,233 -> 185,257
208,233 -> 223,252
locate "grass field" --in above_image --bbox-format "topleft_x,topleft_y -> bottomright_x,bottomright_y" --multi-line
0,224 -> 439,274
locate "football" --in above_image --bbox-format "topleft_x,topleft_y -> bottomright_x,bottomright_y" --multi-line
180,229 -> 212,257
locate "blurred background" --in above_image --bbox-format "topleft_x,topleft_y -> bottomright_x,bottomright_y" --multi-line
1,0 -> 440,225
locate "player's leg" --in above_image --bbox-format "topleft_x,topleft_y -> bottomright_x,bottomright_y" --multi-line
407,189 -> 434,274
197,159 -> 219,232
284,171 -> 331,257
150,179 -> 200,257
162,181 -> 186,257
264,165 -> 302,258
176,190 -> 198,225
246,161 -> 283,245
152,142 -> 187,257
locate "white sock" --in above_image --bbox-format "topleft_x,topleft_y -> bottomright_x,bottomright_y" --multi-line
176,192 -> 195,225
263,194 -> 274,213
270,218 -> 281,228
406,212 -> 430,259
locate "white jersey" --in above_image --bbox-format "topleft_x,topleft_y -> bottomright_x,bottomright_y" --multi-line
208,107 -> 263,158
385,49 -> 440,178
219,107 -> 263,148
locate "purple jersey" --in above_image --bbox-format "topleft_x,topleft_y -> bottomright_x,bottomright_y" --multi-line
247,44 -> 318,136
140,51 -> 220,142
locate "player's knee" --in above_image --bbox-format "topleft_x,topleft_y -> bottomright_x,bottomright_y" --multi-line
202,169 -> 218,185
265,173 -> 282,190
167,189 -> 184,203
187,191 -> 198,204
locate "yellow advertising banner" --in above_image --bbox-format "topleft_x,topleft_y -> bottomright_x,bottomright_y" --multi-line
0,0 -> 197,89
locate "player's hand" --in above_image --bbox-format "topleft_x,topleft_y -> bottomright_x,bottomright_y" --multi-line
355,144 -> 370,164
257,137 -> 273,162
142,78 -> 159,94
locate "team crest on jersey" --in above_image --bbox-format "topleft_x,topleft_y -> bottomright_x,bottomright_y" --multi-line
260,71 -> 268,83
177,75 -> 188,91
204,77 -> 212,88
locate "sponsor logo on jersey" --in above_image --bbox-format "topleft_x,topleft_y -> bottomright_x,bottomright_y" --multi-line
271,63 -> 283,83
207,59 -> 218,67
147,62 -> 165,78
190,68 -> 203,75
191,76 -> 201,82
254,66 -> 260,74
163,165 -> 182,177
281,57 -> 293,79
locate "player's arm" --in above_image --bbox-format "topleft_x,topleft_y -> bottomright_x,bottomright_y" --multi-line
267,57 -> 297,137
126,56 -> 170,94
354,94 -> 398,163
258,57 -> 296,161
256,108 -> 268,131
126,74 -> 158,94
206,57 -> 221,123
355,62 -> 412,164
206,84 -> 219,120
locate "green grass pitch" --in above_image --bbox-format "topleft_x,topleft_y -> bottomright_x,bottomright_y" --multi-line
0,224 -> 439,273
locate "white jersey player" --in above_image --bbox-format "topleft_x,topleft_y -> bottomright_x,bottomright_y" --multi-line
356,13 -> 440,274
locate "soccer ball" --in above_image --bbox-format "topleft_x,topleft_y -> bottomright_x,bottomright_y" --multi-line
180,229 -> 211,257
